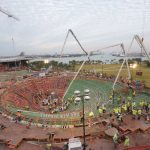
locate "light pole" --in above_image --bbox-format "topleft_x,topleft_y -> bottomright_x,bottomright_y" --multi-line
74,89 -> 90,150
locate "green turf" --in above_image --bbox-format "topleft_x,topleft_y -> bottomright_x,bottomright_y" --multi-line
64,79 -> 122,113
0,70 -> 31,82
5,78 -> 150,125
75,63 -> 150,87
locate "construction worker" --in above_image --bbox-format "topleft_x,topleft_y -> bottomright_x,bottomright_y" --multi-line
109,95 -> 112,100
124,136 -> 130,148
117,96 -> 121,104
98,108 -> 103,117
26,118 -> 33,129
117,113 -> 123,125
113,133 -> 119,150
102,104 -> 106,113
145,102 -> 149,113
89,111 -> 94,117
146,114 -> 150,122
46,143 -> 52,150
127,96 -> 132,101
140,100 -> 144,108
63,142 -> 68,150
137,109 -> 142,120
16,110 -> 22,123
118,107 -> 121,114
96,102 -> 99,110
127,101 -> 131,113
132,90 -> 136,97
132,101 -> 136,109
122,104 -> 127,114
88,111 -> 94,127
122,97 -> 125,104
132,109 -> 137,119
114,108 -> 119,116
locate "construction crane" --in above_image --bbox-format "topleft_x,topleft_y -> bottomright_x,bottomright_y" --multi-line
0,6 -> 20,21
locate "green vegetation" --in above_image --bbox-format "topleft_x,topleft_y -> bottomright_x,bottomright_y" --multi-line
29,60 -> 72,71
0,70 -> 31,82
64,79 -> 122,112
75,63 -> 150,87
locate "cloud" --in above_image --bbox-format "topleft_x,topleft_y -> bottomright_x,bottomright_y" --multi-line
0,0 -> 150,55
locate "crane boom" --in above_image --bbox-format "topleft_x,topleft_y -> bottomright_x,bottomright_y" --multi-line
0,6 -> 20,21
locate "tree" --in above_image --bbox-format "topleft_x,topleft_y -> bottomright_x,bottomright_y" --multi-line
144,60 -> 150,67
69,60 -> 76,71
50,61 -> 58,70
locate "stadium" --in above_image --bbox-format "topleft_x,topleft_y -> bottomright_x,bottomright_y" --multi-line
1,71 -> 149,126
1,1 -> 150,150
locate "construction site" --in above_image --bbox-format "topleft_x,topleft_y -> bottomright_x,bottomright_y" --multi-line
0,1 -> 150,150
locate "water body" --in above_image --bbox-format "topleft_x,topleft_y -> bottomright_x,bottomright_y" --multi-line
30,54 -> 147,64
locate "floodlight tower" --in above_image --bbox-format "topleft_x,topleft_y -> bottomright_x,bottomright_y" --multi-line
0,6 -> 20,21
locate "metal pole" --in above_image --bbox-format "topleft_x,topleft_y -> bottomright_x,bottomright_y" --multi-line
82,96 -> 86,150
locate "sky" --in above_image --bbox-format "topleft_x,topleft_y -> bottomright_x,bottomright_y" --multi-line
0,0 -> 150,56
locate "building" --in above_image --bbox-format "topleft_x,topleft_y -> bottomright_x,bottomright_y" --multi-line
0,56 -> 32,72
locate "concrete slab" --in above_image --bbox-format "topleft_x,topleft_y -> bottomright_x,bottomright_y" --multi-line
119,115 -> 150,132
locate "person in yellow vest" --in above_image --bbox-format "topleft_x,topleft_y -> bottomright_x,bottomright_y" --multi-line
98,108 -> 103,117
124,104 -> 127,113
102,104 -> 106,113
137,109 -> 142,120
122,104 -> 127,114
127,101 -> 131,113
114,108 -> 119,116
109,95 -> 113,100
113,133 -> 119,150
127,96 -> 132,101
132,109 -> 137,119
140,101 -> 144,108
124,136 -> 130,148
88,111 -> 94,127
46,143 -> 52,150
132,102 -> 136,109
89,111 -> 94,117
96,102 -> 100,110
146,114 -> 150,122
118,107 -> 121,114
132,90 -> 136,97
117,113 -> 123,125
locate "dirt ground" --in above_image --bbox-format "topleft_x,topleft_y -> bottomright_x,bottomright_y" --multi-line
0,114 -> 150,150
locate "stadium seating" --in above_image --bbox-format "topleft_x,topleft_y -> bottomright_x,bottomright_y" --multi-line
2,76 -> 70,111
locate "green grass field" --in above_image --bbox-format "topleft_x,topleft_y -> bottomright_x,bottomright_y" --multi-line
0,70 -> 31,82
64,78 -> 150,113
64,79 -> 121,112
7,78 -> 150,120
75,63 -> 150,87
